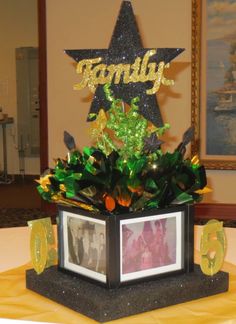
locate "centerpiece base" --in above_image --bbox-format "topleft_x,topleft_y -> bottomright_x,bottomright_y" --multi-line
26,265 -> 228,323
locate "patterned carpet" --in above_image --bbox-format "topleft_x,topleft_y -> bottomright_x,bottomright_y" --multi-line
0,178 -> 57,228
0,180 -> 41,209
0,208 -> 57,228
196,218 -> 236,228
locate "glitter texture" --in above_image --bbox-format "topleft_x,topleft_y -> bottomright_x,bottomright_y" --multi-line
65,1 -> 184,127
28,218 -> 57,274
200,220 -> 226,276
26,265 -> 229,322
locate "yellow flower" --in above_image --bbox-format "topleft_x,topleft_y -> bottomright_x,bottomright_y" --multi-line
195,186 -> 212,194
59,184 -> 66,192
89,109 -> 107,139
35,175 -> 51,192
191,155 -> 199,165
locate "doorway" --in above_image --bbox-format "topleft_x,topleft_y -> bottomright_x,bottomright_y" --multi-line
0,0 -> 48,216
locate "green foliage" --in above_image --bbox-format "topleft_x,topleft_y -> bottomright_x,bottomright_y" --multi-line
36,85 -> 207,214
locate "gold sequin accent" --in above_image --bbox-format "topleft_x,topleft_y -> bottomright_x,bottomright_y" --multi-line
28,220 -> 48,274
28,218 -> 58,274
89,109 -> 107,139
52,194 -> 98,212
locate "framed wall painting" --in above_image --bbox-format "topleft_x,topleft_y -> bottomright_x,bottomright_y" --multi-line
192,0 -> 236,169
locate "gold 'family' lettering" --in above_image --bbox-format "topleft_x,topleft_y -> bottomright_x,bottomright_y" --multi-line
74,50 -> 174,94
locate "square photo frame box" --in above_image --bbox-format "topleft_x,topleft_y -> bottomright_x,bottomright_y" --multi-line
58,204 -> 194,289
26,204 -> 228,322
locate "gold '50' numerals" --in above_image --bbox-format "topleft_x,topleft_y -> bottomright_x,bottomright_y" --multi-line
28,217 -> 57,274
200,219 -> 226,276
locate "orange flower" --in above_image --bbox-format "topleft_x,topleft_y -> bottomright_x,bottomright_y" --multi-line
117,193 -> 132,207
128,185 -> 144,195
105,195 -> 116,212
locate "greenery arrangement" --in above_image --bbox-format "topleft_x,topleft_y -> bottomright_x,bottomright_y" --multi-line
37,84 -> 208,215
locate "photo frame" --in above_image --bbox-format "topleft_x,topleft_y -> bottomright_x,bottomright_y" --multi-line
58,208 -> 107,283
192,0 -> 236,169
58,205 -> 194,288
120,211 -> 183,282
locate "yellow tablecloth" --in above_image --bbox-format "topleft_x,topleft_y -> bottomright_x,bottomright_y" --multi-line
0,260 -> 236,324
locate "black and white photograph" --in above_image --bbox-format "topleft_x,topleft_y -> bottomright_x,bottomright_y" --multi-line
120,211 -> 183,282
62,211 -> 106,283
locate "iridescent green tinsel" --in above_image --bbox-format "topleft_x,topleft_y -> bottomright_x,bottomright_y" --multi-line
36,85 -> 208,214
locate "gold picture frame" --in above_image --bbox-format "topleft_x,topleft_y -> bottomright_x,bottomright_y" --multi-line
191,0 -> 236,169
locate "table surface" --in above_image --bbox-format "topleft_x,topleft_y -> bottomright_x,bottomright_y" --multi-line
1,225 -> 236,323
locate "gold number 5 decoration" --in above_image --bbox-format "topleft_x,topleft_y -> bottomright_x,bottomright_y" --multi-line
200,219 -> 226,276
28,217 -> 57,274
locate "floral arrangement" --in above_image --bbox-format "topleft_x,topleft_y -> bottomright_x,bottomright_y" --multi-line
36,84 -> 208,215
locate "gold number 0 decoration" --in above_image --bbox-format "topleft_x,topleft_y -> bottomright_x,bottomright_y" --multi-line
200,219 -> 226,276
28,217 -> 57,274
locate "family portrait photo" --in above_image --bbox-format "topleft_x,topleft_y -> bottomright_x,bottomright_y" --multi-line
121,215 -> 178,278
66,215 -> 106,276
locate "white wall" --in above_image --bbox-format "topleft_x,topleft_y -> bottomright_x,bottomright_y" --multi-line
46,0 -> 236,204
0,0 -> 39,175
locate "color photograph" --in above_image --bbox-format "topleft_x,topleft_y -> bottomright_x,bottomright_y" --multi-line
120,212 -> 183,282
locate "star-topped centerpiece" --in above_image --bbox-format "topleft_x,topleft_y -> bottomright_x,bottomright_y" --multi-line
28,2 -> 229,317
28,1 -> 231,314
36,0 -> 209,214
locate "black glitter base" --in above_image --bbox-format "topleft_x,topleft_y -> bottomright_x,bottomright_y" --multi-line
26,265 -> 228,323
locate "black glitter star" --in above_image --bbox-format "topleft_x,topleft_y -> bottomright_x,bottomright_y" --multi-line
65,1 -> 184,127
144,133 -> 163,153
64,131 -> 76,151
176,126 -> 195,156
